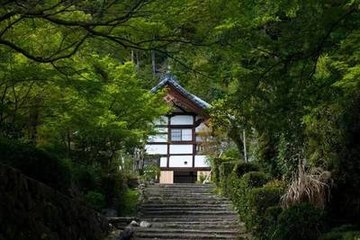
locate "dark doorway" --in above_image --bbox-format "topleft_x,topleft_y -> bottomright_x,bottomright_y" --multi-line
173,171 -> 197,183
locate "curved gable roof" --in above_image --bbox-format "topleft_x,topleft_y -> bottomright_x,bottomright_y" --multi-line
151,73 -> 211,110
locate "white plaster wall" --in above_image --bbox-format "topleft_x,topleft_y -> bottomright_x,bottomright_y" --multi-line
169,144 -> 193,154
145,144 -> 167,155
148,134 -> 167,143
194,155 -> 209,167
170,115 -> 193,125
196,135 -> 204,142
169,155 -> 193,167
160,157 -> 167,167
195,122 -> 208,133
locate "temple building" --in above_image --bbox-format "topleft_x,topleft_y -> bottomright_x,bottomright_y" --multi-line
145,74 -> 211,184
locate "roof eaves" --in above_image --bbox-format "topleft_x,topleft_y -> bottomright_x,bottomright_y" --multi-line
151,74 -> 211,110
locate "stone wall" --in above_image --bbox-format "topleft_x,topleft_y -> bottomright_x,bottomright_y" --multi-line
0,164 -> 109,240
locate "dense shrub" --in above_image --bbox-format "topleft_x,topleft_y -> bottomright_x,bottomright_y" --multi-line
262,206 -> 283,239
221,171 -> 239,198
118,189 -> 140,216
319,225 -> 360,240
126,174 -> 140,188
85,191 -> 106,210
141,164 -> 160,182
221,170 -> 270,207
219,160 -> 237,179
219,167 -> 284,239
215,154 -> 327,239
219,160 -> 237,192
234,162 -> 260,177
0,138 -> 71,192
72,164 -> 101,192
221,169 -> 278,232
247,185 -> 284,232
101,171 -> 126,208
264,179 -> 287,190
248,185 -> 283,217
211,157 -> 221,184
273,203 -> 324,240
241,171 -> 270,188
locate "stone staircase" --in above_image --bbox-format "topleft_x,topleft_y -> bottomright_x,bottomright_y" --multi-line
133,184 -> 251,240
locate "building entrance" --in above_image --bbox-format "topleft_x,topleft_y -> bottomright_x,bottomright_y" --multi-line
173,171 -> 197,183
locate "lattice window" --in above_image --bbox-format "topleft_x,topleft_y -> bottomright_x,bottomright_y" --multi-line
170,128 -> 193,141
170,129 -> 182,141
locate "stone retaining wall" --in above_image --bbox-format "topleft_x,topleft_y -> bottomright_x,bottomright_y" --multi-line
0,164 -> 109,240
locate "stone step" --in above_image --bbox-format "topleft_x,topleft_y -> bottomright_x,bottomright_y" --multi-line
140,207 -> 234,212
133,232 -> 240,239
142,219 -> 240,224
140,210 -> 237,216
134,236 -> 251,240
147,184 -> 214,187
145,192 -> 215,195
150,222 -> 244,229
132,183 -> 250,240
145,195 -> 216,199
135,228 -> 241,234
146,185 -> 214,189
146,187 -> 214,189
147,188 -> 214,190
146,196 -> 228,201
145,189 -> 214,192
140,216 -> 239,222
134,237 -> 250,240
145,191 -> 218,194
141,203 -> 233,208
144,200 -> 232,205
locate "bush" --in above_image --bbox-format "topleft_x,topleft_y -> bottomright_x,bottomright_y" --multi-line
222,172 -> 283,239
0,137 -> 71,192
219,160 -> 237,179
197,172 -> 207,183
222,147 -> 241,159
234,162 -> 260,177
319,225 -> 360,240
72,164 -> 101,192
219,161 -> 237,193
273,203 -> 324,240
220,165 -> 287,239
100,171 -> 126,208
85,191 -> 106,210
220,171 -> 237,197
118,189 -> 139,216
242,171 -> 270,188
211,157 -> 221,184
263,206 -> 284,239
126,174 -> 139,189
264,179 -> 287,190
247,185 -> 284,231
141,164 -> 160,182
248,185 -> 283,215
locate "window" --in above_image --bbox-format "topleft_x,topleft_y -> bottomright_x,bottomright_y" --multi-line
170,128 -> 193,141
170,129 -> 182,141
182,129 -> 192,141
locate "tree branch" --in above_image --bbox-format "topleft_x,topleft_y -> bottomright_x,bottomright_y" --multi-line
0,33 -> 89,63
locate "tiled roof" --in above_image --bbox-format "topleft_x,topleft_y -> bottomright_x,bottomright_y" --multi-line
151,73 -> 211,110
